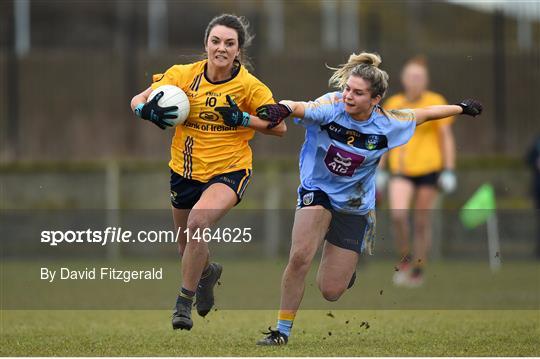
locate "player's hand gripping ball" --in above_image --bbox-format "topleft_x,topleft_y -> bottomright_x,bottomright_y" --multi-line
256,103 -> 292,129
455,99 -> 483,117
136,85 -> 190,130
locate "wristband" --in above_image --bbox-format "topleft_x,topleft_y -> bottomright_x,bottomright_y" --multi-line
134,103 -> 144,118
241,112 -> 251,127
281,103 -> 293,114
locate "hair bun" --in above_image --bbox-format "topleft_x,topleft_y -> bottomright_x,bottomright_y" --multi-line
348,52 -> 381,68
327,51 -> 388,98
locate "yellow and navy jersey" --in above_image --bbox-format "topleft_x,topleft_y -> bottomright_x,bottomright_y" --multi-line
384,91 -> 454,177
151,60 -> 274,182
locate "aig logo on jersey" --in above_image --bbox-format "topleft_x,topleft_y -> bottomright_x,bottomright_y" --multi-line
324,144 -> 365,177
302,192 -> 314,206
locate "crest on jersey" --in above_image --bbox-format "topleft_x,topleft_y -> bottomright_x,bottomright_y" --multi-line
302,192 -> 314,206
365,135 -> 379,150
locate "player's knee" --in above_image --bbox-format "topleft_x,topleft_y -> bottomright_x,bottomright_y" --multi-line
320,285 -> 345,302
186,216 -> 210,233
288,251 -> 311,272
185,216 -> 212,245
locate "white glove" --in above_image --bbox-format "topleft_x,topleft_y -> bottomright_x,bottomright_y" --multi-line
438,170 -> 457,193
376,170 -> 390,192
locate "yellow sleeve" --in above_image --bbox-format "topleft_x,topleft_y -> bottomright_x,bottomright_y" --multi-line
150,65 -> 187,90
244,77 -> 274,114
152,74 -> 164,83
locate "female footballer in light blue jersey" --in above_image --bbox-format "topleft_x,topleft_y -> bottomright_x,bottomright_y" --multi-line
254,52 -> 483,345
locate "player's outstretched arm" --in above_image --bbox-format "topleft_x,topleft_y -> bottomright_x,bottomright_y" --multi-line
255,100 -> 306,129
279,100 -> 306,118
413,99 -> 483,125
215,95 -> 286,137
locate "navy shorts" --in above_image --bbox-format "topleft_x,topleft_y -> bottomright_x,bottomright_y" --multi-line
394,171 -> 440,187
170,169 -> 252,209
297,187 -> 376,254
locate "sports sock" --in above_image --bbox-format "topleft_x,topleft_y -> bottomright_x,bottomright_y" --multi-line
276,310 -> 295,337
178,287 -> 195,306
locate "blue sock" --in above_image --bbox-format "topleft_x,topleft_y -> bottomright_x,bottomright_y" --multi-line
276,310 -> 295,337
277,319 -> 293,337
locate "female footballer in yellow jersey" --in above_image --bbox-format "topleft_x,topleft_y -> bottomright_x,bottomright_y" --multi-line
377,57 -> 456,287
130,14 -> 286,331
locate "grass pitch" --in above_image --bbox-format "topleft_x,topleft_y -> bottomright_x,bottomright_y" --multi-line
1,309 -> 539,356
2,259 -> 538,310
2,259 -> 539,355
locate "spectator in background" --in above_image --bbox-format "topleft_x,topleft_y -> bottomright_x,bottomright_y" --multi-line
526,135 -> 540,259
377,56 -> 456,287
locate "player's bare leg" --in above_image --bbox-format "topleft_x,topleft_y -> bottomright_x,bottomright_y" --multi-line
173,184 -> 235,330
257,206 -> 330,345
172,207 -> 193,257
316,241 -> 359,301
408,185 -> 438,287
281,206 -> 330,311
172,207 -> 195,330
171,207 -> 211,327
389,177 -> 414,285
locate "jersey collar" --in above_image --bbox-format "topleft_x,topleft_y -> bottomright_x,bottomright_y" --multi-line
203,60 -> 242,85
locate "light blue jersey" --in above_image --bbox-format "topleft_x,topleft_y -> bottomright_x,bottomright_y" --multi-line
296,91 -> 416,214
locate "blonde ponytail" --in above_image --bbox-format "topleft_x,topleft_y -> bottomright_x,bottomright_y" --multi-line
327,52 -> 389,98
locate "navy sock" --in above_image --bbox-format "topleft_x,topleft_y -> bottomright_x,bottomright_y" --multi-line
178,287 -> 195,305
